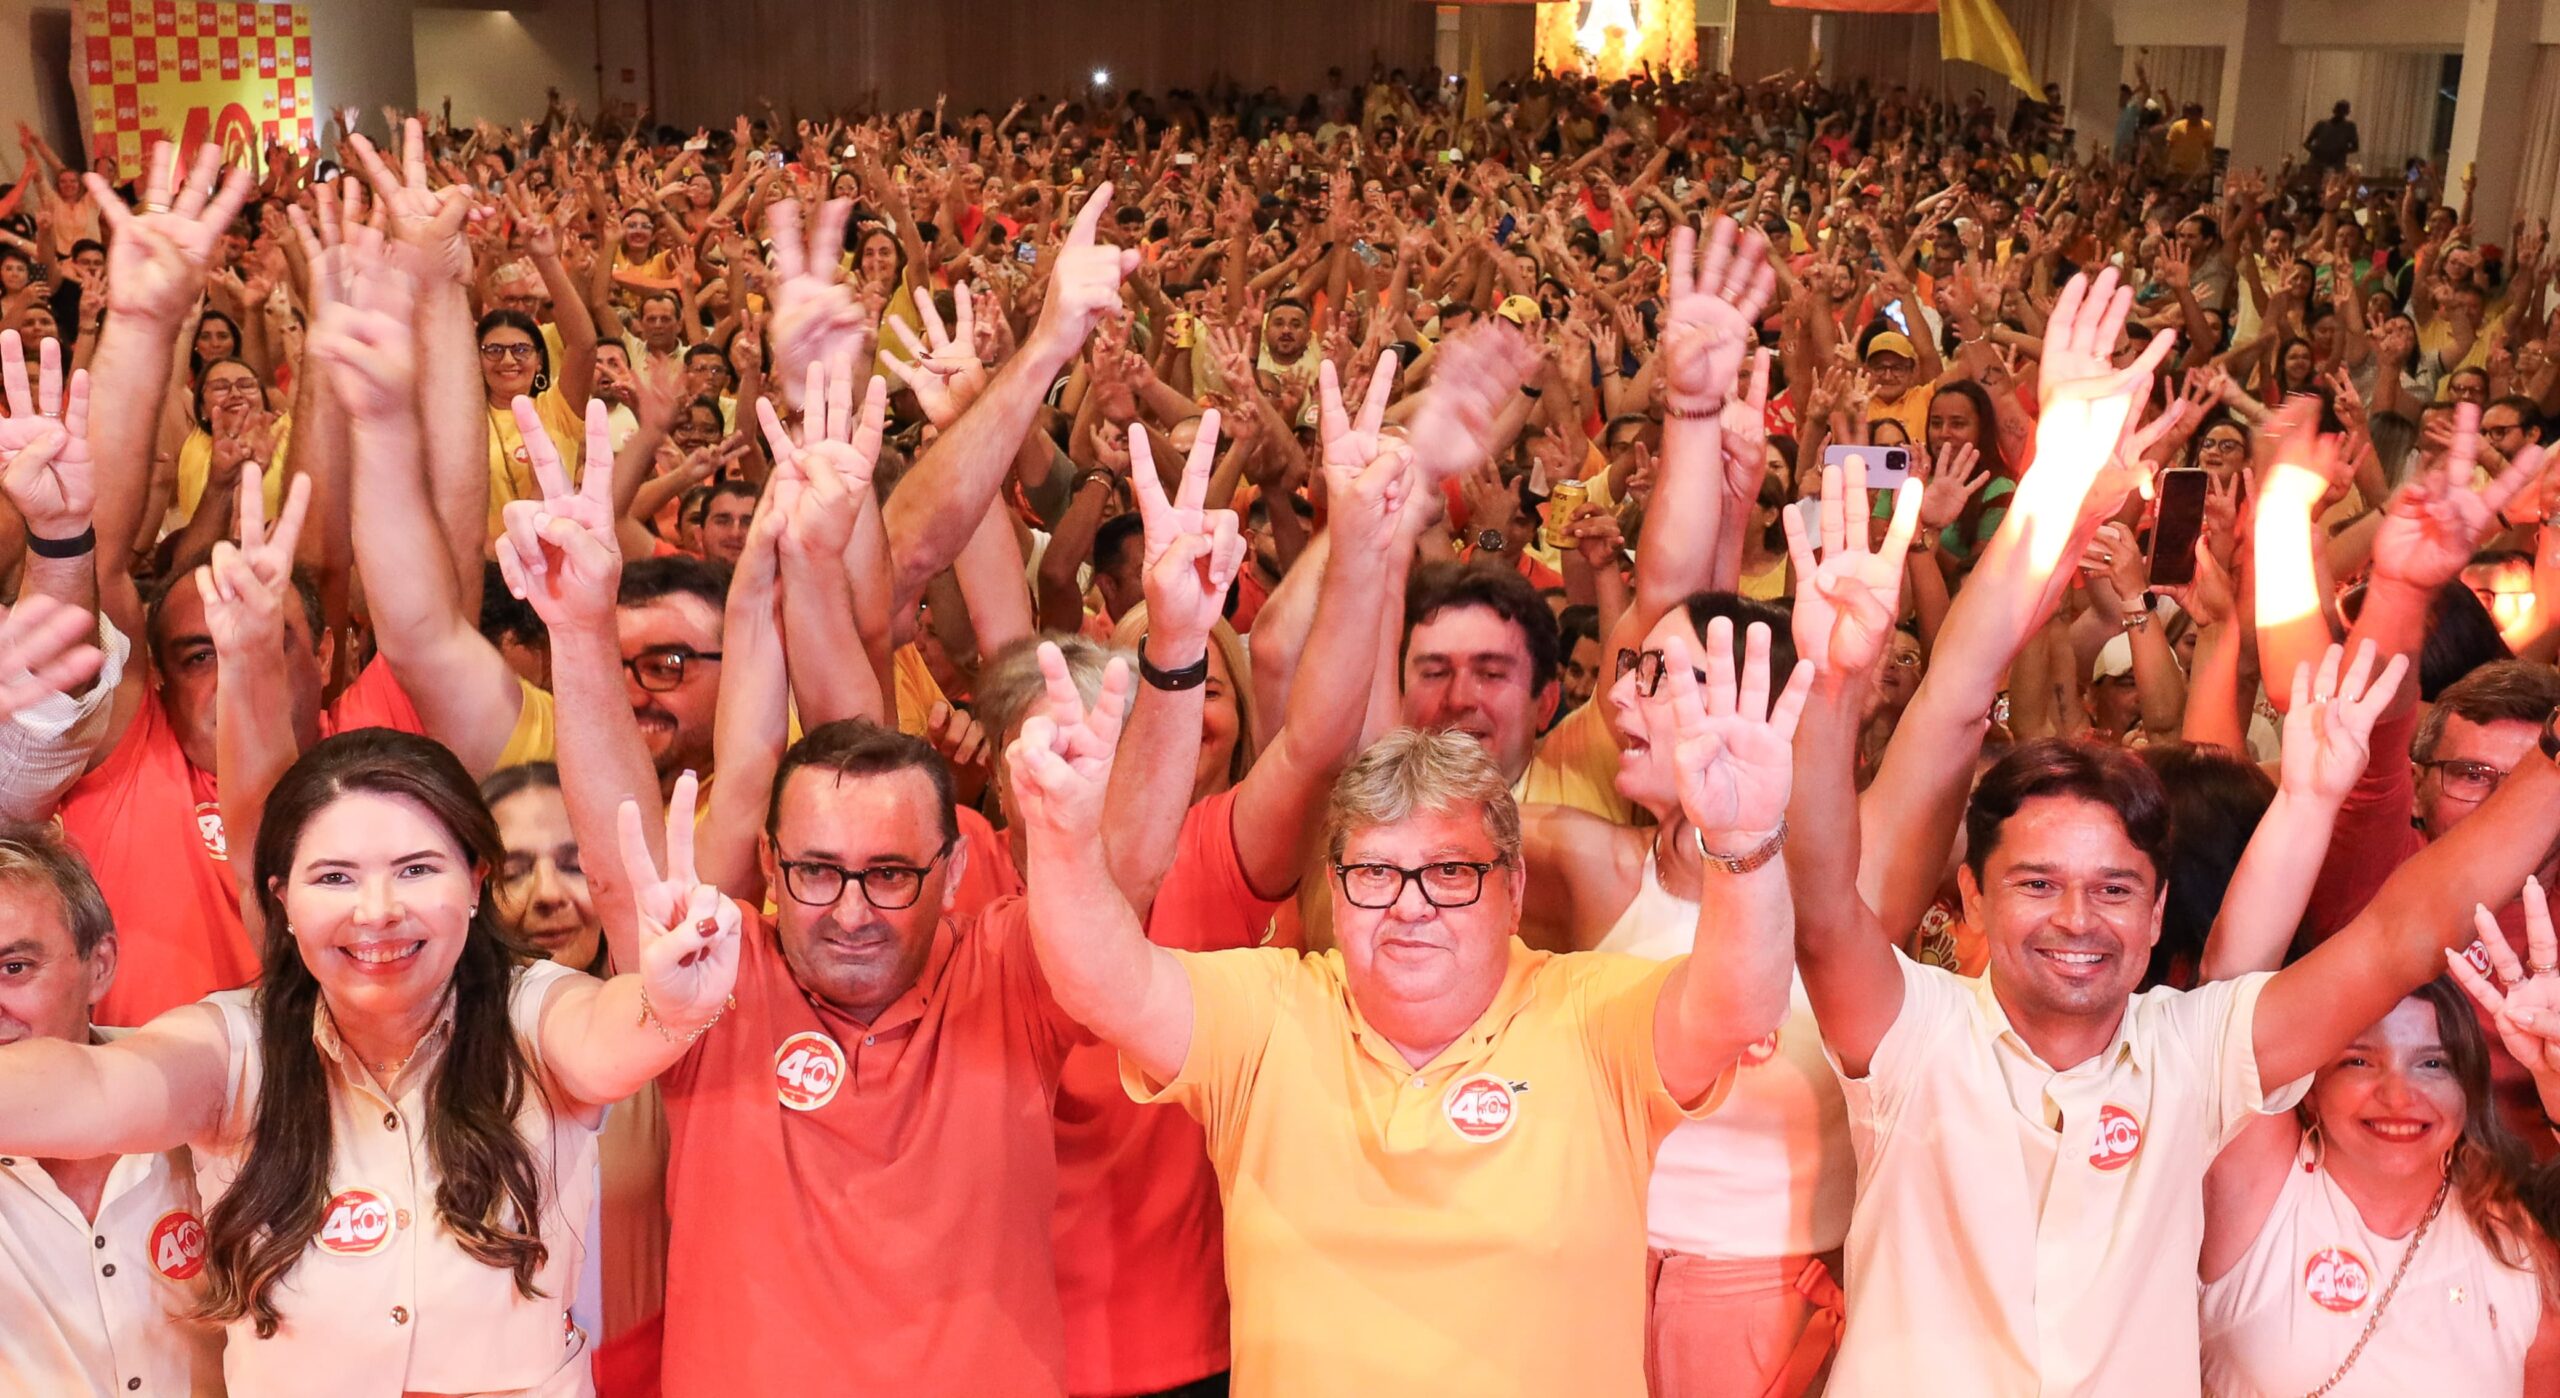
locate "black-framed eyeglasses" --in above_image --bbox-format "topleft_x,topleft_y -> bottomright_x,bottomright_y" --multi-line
1615,647 -> 1706,700
2421,759 -> 2510,802
777,842 -> 954,911
1332,858 -> 1508,910
623,647 -> 723,692
478,342 -> 540,363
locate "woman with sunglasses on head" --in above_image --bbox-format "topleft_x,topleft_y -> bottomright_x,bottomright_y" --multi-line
0,731 -> 739,1397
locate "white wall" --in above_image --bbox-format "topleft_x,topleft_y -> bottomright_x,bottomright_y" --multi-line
415,7 -> 588,126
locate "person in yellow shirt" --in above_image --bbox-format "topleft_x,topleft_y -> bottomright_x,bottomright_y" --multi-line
1011,619 -> 1807,1397
2164,102 -> 2216,183
478,227 -> 599,541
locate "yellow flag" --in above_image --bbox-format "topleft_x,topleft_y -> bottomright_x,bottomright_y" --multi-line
1939,0 -> 2040,98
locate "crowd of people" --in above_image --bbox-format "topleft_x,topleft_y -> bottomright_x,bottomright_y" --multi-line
1,52 -> 2559,1398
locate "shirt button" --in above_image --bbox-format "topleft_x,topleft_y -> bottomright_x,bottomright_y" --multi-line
390,1306 -> 409,1325
1410,1075 -> 1426,1088
382,1111 -> 399,1131
95,1235 -> 107,1249
864,1035 -> 875,1045
100,1263 -> 115,1277
127,1380 -> 141,1392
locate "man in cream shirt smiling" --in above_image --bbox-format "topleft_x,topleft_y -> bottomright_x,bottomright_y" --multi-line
0,826 -> 221,1397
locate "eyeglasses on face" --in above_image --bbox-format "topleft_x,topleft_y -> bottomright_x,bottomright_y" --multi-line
478,342 -> 540,363
1332,858 -> 1507,910
1615,647 -> 1707,699
622,647 -> 723,692
777,842 -> 954,911
2421,759 -> 2510,803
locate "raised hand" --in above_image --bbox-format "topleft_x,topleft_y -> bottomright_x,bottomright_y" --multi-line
305,237 -> 421,423
2279,640 -> 2407,805
1916,440 -> 1988,532
755,356 -> 885,563
195,473 -> 314,657
1404,320 -> 1540,489
1660,216 -> 1775,415
619,771 -> 745,1032
1659,618 -> 1814,848
0,332 -> 93,539
493,399 -> 620,629
1784,454 -> 1923,678
347,118 -> 475,284
881,283 -> 987,428
0,595 -> 103,720
1006,642 -> 1135,841
90,140 -> 257,324
1317,355 -> 1413,556
2447,880 -> 2560,1087
1131,408 -> 1244,648
1717,347 -> 1775,497
1029,183 -> 1140,363
764,196 -> 873,409
2372,401 -> 2548,590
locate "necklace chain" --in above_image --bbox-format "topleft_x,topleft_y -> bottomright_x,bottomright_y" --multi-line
2297,1164 -> 2454,1398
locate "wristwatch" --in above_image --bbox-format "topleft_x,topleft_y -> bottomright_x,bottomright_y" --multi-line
1696,819 -> 1788,875
1475,528 -> 1509,554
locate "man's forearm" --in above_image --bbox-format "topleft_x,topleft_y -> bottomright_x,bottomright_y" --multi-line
83,313 -> 183,577
778,554 -> 883,727
417,278 -> 488,617
551,623 -> 663,970
1102,635 -> 1210,912
886,340 -> 1074,603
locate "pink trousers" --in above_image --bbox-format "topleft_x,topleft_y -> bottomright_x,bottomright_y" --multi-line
1642,1247 -> 1845,1398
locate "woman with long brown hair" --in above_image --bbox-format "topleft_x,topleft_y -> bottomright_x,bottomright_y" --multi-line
2204,947 -> 2560,1394
0,730 -> 738,1396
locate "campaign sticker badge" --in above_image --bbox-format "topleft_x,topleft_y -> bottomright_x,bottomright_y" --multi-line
775,1031 -> 846,1112
148,1209 -> 207,1280
2088,1105 -> 2143,1171
2305,1247 -> 2372,1313
1443,1074 -> 1525,1143
316,1188 -> 395,1257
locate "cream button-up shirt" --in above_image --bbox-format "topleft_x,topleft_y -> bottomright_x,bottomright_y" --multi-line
1826,953 -> 2307,1397
195,960 -> 600,1398
0,1131 -> 222,1398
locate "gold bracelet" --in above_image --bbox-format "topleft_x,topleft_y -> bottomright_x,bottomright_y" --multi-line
639,985 -> 735,1046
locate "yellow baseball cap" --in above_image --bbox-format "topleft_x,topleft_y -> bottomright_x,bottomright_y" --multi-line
1864,330 -> 1918,363
1495,295 -> 1544,326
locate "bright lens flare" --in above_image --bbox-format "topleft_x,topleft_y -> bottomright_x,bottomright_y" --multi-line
1574,0 -> 1639,54
2252,461 -> 2331,626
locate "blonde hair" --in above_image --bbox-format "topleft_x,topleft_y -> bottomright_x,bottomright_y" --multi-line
1109,605 -> 1261,789
1324,728 -> 1521,863
976,633 -> 1114,747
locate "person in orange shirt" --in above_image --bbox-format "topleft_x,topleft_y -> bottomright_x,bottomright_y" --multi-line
1007,610 -> 1810,1397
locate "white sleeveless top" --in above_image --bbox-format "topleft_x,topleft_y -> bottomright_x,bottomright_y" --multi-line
2200,1141 -> 2542,1397
1593,846 -> 1852,1259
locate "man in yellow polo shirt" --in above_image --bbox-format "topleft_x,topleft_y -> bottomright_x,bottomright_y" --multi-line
1010,621 -> 1809,1398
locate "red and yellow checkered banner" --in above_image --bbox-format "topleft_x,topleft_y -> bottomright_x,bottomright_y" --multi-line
72,0 -> 314,176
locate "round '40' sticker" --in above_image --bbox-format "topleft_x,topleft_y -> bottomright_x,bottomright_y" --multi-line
775,1031 -> 846,1112
316,1188 -> 395,1257
149,1209 -> 208,1280
1443,1074 -> 1524,1142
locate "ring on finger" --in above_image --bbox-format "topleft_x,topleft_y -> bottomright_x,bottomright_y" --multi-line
140,201 -> 173,215
2534,962 -> 2560,978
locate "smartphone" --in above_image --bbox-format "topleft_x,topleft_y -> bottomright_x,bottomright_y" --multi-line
1824,444 -> 1912,490
1014,240 -> 1039,264
1440,149 -> 1461,164
1174,152 -> 1196,166
2147,467 -> 2210,586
